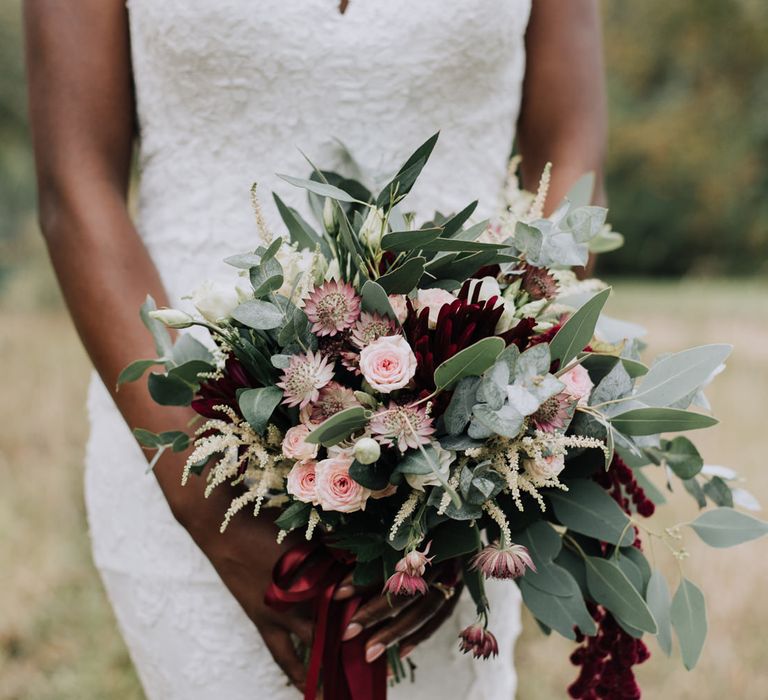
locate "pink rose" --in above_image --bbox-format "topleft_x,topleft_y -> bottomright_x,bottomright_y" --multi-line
359,335 -> 417,394
524,454 -> 565,482
282,425 -> 319,460
315,456 -> 370,513
416,289 -> 457,328
286,460 -> 319,504
388,294 -> 409,324
559,364 -> 594,406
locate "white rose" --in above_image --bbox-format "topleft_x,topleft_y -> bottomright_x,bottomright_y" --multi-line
405,443 -> 455,491
415,288 -> 457,328
191,280 -> 240,323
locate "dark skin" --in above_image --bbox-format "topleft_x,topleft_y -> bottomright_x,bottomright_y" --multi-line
24,0 -> 605,690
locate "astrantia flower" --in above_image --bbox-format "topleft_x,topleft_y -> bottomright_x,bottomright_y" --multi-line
472,542 -> 536,580
458,624 -> 499,659
303,280 -> 361,336
299,381 -> 360,425
521,264 -> 558,301
370,402 -> 435,452
351,312 -> 397,349
277,351 -> 334,408
383,542 -> 433,596
531,392 -> 575,432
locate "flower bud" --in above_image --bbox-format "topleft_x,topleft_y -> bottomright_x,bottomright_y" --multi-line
149,309 -> 194,329
322,198 -> 339,236
353,437 -> 381,465
359,207 -> 386,250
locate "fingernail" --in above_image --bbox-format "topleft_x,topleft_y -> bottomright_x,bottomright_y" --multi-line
366,643 -> 386,663
342,622 -> 363,641
333,585 -> 355,600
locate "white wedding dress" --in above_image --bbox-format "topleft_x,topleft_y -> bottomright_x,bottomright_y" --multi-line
85,1 -> 531,698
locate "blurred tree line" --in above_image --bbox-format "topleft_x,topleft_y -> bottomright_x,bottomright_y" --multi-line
1,0 -> 766,277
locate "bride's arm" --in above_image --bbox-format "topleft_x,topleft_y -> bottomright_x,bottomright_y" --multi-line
22,1 -> 327,689
518,0 -> 608,217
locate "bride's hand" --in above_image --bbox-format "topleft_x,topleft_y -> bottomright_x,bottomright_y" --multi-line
334,565 -> 464,665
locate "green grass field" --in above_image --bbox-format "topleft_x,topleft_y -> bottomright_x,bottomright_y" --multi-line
1,262 -> 766,699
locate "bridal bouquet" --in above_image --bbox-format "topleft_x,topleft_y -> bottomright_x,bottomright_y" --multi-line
122,134 -> 767,699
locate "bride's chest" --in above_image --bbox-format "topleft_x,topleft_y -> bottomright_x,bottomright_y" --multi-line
127,0 -> 531,86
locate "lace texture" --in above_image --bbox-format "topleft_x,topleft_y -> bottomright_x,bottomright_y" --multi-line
86,1 -> 530,697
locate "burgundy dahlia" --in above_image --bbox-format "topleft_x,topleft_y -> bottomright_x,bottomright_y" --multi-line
403,292 -> 535,395
191,355 -> 255,419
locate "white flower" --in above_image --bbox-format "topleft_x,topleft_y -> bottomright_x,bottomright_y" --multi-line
275,243 -> 316,299
495,299 -> 518,333
191,280 -> 241,323
415,288 -> 456,328
354,437 -> 381,465
149,308 -> 194,329
359,207 -> 386,250
405,443 -> 455,491
466,276 -> 502,305
322,198 -> 339,235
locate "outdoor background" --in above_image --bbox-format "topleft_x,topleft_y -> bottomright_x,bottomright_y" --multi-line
1,1 -> 767,699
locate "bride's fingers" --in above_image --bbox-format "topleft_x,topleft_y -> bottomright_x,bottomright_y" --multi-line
284,614 -> 314,647
261,625 -> 307,692
398,583 -> 463,658
332,572 -> 356,600
342,591 -> 419,640
363,587 -> 446,663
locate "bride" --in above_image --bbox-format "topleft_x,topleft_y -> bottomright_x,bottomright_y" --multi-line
24,1 -> 606,697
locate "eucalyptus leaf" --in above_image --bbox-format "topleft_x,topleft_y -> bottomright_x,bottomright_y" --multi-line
375,132 -> 439,210
117,359 -> 159,386
360,280 -> 399,322
238,386 -> 283,434
140,295 -> 173,359
472,403 -> 524,439
147,372 -> 194,406
646,569 -> 673,655
585,556 -> 657,634
231,299 -> 284,330
443,377 -> 480,435
688,507 -> 768,548
278,174 -> 361,203
548,480 -> 634,546
305,406 -> 368,447
633,344 -> 731,407
380,227 -> 442,252
434,337 -> 505,390
610,407 -> 718,435
671,578 -> 707,670
549,288 -> 611,368
376,257 -> 426,294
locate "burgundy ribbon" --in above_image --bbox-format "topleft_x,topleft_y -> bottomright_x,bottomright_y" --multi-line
265,541 -> 387,700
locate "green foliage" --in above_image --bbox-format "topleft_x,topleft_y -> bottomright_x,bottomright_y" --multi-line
670,578 -> 707,670
688,507 -> 768,548
598,1 -> 768,276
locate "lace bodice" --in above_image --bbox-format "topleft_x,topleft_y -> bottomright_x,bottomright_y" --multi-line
85,3 -> 531,697
126,0 -> 531,303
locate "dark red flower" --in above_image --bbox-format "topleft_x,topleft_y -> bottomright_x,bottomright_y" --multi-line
403,281 -> 536,395
191,355 -> 255,419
